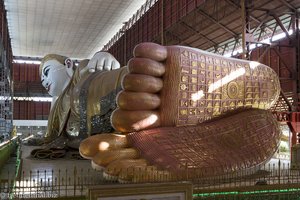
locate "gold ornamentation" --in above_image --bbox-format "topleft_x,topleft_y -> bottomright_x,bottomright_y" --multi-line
181,68 -> 189,74
182,92 -> 188,98
180,109 -> 188,115
192,85 -> 197,91
180,84 -> 188,90
192,61 -> 197,67
181,75 -> 188,82
227,81 -> 239,99
189,100 -> 197,107
189,109 -> 197,115
200,62 -> 205,68
180,100 -> 188,107
191,77 -> 197,83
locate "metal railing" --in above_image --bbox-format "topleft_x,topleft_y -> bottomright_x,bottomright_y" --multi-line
1,167 -> 104,199
1,160 -> 299,199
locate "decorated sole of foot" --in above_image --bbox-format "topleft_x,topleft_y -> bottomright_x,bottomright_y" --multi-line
80,42 -> 281,183
112,42 -> 280,131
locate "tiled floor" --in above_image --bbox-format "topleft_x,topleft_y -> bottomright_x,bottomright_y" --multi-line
0,144 -> 105,198
21,145 -> 92,172
1,145 -> 104,184
21,145 -> 102,181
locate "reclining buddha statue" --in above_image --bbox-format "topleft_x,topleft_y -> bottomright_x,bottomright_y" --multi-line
31,50 -> 126,159
39,51 -> 126,147
40,42 -> 281,182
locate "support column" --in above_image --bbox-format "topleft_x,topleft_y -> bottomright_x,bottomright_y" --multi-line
241,0 -> 250,60
160,0 -> 164,45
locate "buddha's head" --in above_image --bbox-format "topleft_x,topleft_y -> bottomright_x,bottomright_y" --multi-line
40,54 -> 74,97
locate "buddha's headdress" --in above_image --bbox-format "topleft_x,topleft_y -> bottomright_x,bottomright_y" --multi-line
39,54 -> 68,76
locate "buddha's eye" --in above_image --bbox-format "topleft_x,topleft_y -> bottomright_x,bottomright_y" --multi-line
43,65 -> 50,77
44,68 -> 50,77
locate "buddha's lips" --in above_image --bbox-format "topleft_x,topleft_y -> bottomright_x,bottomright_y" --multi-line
47,84 -> 51,92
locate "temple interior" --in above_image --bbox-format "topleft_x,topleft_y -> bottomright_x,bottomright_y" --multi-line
0,0 -> 299,199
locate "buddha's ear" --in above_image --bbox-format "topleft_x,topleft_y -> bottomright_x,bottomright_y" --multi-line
65,58 -> 74,77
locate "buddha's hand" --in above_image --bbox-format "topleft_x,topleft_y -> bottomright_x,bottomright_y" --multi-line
81,52 -> 120,75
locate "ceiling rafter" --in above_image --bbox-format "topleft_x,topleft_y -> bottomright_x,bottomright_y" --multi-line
278,0 -> 297,11
224,0 -> 274,33
214,43 -> 229,55
196,9 -> 238,38
179,20 -> 217,46
251,13 -> 272,35
271,47 -> 296,74
288,14 -> 296,31
255,45 -> 270,62
269,11 -> 292,41
165,30 -> 189,46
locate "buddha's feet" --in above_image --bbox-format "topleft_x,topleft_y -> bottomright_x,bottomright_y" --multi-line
111,42 -> 280,131
79,42 -> 281,183
80,109 -> 281,182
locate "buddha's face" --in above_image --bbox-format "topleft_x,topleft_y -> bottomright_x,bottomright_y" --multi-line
41,59 -> 71,97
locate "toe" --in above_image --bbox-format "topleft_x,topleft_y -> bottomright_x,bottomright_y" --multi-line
111,109 -> 160,132
117,91 -> 161,110
122,74 -> 163,93
91,161 -> 105,171
92,148 -> 139,167
133,43 -> 167,61
79,133 -> 128,159
127,58 -> 165,77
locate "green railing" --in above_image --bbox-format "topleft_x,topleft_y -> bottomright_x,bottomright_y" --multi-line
194,186 -> 300,199
0,137 -> 18,172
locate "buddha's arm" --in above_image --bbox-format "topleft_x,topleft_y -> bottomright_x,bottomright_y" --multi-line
71,66 -> 128,136
79,52 -> 120,77
50,96 -> 58,109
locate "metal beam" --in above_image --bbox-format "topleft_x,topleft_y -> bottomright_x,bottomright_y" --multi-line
271,47 -> 296,75
251,14 -> 271,35
280,91 -> 293,111
231,38 -> 239,56
296,12 -> 300,98
225,0 -> 274,33
241,0 -> 248,59
196,9 -> 238,37
160,0 -> 164,45
270,12 -> 292,41
271,24 -> 278,39
180,20 -> 217,46
165,30 -> 189,46
166,27 -> 206,47
289,14 -> 296,32
257,45 -> 270,63
278,0 -> 297,12
13,56 -> 42,61
222,44 -> 228,55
